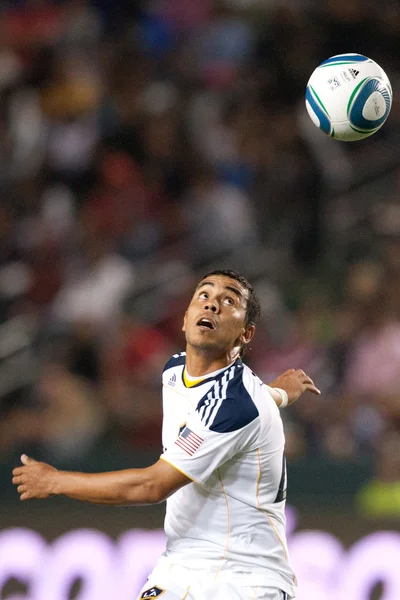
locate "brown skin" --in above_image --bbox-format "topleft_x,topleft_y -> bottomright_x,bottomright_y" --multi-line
183,275 -> 255,376
12,274 -> 320,504
269,368 -> 320,407
13,455 -> 187,504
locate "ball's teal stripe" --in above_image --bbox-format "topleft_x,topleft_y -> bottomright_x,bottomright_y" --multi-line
349,124 -> 376,135
347,77 -> 368,114
320,54 -> 369,66
305,86 -> 331,135
319,61 -> 365,68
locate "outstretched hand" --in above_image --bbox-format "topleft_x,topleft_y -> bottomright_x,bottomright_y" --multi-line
269,369 -> 321,406
12,454 -> 58,501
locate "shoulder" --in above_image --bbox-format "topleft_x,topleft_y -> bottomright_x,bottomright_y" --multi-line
162,352 -> 185,387
162,352 -> 186,374
196,360 -> 259,433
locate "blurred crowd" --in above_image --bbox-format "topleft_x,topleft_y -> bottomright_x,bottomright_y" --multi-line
0,0 -> 400,512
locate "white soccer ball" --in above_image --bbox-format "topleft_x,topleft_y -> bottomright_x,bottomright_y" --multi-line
305,53 -> 393,141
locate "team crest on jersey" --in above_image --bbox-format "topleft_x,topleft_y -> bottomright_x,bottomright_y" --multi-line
141,586 -> 166,598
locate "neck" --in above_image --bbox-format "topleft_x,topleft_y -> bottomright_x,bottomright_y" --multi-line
185,346 -> 240,377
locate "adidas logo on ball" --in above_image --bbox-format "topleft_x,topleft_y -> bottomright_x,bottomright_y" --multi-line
349,68 -> 360,79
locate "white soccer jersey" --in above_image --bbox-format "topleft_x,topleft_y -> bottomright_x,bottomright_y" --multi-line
159,353 -> 297,597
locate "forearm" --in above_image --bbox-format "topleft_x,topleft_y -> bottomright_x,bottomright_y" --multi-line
13,455 -> 190,503
266,385 -> 288,408
53,467 -> 158,506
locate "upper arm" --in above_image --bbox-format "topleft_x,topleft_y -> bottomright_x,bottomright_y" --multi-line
145,459 -> 192,503
161,404 -> 260,486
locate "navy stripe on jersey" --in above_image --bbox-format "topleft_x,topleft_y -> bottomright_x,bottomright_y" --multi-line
274,453 -> 287,503
162,352 -> 186,373
197,366 -> 236,427
196,362 -> 259,433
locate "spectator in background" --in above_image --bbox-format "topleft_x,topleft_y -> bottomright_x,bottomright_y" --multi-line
101,313 -> 174,449
342,261 -> 400,454
51,224 -> 136,329
181,162 -> 260,268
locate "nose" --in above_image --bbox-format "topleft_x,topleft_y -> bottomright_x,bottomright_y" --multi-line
205,301 -> 219,313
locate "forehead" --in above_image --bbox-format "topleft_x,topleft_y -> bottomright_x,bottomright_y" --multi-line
195,275 -> 249,302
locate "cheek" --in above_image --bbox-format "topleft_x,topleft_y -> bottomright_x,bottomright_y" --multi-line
228,317 -> 246,336
182,311 -> 189,332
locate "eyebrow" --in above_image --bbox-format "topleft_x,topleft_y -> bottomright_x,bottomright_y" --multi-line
197,280 -> 244,300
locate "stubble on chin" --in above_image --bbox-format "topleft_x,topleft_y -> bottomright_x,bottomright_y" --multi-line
186,332 -> 222,353
187,339 -> 217,352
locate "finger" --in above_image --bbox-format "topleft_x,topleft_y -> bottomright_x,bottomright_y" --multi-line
12,468 -> 23,476
304,383 -> 321,395
301,375 -> 320,392
12,476 -> 22,484
17,485 -> 26,494
20,492 -> 29,501
297,369 -> 306,376
21,454 -> 35,465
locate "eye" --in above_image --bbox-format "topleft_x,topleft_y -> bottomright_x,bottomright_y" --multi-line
199,291 -> 208,299
224,296 -> 235,306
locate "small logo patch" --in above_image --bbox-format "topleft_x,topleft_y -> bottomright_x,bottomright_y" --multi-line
340,70 -> 351,83
328,76 -> 341,91
168,373 -> 176,387
372,96 -> 381,116
349,68 -> 360,79
141,586 -> 166,598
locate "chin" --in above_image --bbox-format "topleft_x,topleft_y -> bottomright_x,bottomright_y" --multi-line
187,336 -> 220,352
189,340 -> 216,351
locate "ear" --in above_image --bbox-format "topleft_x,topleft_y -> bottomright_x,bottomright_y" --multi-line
182,310 -> 188,332
239,325 -> 255,347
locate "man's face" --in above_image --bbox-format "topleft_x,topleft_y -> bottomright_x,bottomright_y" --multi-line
182,275 -> 254,355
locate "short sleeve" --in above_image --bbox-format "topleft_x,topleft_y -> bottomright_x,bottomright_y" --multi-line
161,407 -> 260,485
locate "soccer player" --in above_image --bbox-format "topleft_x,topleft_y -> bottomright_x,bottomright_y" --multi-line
12,269 -> 320,600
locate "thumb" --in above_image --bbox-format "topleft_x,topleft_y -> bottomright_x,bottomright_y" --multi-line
21,454 -> 35,465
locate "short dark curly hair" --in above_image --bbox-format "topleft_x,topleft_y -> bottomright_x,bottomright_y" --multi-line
198,269 -> 261,328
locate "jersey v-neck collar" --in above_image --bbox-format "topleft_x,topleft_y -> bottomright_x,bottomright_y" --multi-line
182,358 -> 241,388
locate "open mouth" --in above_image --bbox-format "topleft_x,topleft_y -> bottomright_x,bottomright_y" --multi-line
196,318 -> 215,330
